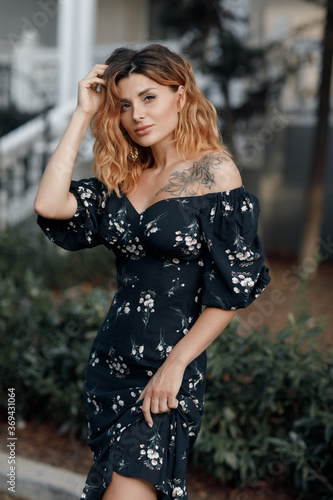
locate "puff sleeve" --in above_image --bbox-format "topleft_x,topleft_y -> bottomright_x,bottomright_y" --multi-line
199,187 -> 270,310
37,177 -> 109,251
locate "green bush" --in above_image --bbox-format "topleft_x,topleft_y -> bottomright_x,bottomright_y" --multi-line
190,313 -> 333,499
0,225 -> 116,439
0,225 -> 116,290
0,269 -> 113,439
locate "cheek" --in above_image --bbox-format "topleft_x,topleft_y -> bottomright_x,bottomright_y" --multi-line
167,99 -> 178,115
120,114 -> 128,129
120,115 -> 132,137
162,99 -> 179,124
119,117 -> 136,144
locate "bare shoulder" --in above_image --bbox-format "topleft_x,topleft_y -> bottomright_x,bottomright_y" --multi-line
154,149 -> 241,199
193,149 -> 242,194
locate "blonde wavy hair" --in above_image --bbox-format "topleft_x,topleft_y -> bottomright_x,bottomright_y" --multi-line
92,43 -> 230,196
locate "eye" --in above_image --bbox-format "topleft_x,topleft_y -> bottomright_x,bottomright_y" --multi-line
120,102 -> 130,112
143,94 -> 156,102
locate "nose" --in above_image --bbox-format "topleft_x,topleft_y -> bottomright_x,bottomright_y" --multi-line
132,101 -> 145,122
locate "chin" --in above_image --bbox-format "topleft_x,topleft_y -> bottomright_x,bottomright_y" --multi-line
135,137 -> 158,148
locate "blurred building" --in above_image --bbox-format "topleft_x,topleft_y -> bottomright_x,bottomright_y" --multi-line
0,0 -> 331,258
0,0 -> 150,112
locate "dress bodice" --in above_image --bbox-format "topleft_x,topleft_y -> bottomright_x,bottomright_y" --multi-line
38,177 -> 270,311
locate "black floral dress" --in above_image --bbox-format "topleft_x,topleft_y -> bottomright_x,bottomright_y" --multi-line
37,177 -> 270,500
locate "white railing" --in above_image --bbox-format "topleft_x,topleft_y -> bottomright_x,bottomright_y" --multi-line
0,99 -> 80,230
11,46 -> 59,113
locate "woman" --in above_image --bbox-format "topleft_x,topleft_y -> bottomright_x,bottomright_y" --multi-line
35,44 -> 270,500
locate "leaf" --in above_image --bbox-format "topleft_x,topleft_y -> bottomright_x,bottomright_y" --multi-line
324,425 -> 333,444
224,451 -> 238,470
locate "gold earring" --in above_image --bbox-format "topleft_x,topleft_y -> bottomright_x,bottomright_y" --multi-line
129,147 -> 138,161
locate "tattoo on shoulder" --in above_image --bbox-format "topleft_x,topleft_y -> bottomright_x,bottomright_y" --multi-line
155,152 -> 228,197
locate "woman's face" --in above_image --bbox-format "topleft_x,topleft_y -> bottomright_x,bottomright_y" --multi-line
118,73 -> 184,150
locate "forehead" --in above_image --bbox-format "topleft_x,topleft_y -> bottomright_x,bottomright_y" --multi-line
118,73 -> 164,96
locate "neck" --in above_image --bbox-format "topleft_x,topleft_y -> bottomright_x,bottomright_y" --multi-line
150,137 -> 182,172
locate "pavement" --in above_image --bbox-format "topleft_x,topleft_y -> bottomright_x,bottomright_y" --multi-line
0,452 -> 205,500
0,451 -> 86,500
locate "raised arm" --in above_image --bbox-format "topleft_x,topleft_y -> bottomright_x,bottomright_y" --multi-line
34,64 -> 108,219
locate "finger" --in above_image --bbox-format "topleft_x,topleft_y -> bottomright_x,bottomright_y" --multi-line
80,77 -> 106,87
90,64 -> 108,73
158,400 -> 169,413
151,397 -> 160,415
82,67 -> 108,81
167,397 -> 179,410
142,396 -> 153,428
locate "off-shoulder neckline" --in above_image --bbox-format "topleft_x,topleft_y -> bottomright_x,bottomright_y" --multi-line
123,185 -> 246,216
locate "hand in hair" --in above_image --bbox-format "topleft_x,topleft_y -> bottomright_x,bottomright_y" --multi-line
76,64 -> 108,119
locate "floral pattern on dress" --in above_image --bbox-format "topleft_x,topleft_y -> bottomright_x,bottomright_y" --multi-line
168,479 -> 187,499
131,336 -> 145,361
139,428 -> 164,471
106,347 -> 130,378
241,196 -> 255,216
111,394 -> 125,413
171,308 -> 192,335
156,330 -> 173,359
107,204 -> 131,244
187,366 -> 204,392
124,236 -> 146,260
144,212 -> 168,237
75,180 -> 108,211
173,219 -> 202,256
137,290 -> 156,331
67,224 -> 94,244
89,351 -> 100,367
164,278 -> 185,297
203,267 -> 216,282
221,198 -> 234,214
163,258 -> 181,270
208,290 -> 228,309
116,301 -> 131,317
117,272 -> 140,289
179,398 -> 190,414
232,271 -> 259,297
169,422 -> 176,454
225,227 -> 260,268
208,197 -> 234,224
173,218 -> 202,255
129,388 -> 140,399
86,387 -> 103,415
81,482 -> 103,499
107,204 -> 146,260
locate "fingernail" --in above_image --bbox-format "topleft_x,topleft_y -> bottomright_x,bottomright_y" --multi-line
148,422 -> 153,428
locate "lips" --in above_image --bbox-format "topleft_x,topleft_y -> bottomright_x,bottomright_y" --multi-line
134,124 -> 154,135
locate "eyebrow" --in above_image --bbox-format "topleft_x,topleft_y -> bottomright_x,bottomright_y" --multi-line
120,87 -> 157,102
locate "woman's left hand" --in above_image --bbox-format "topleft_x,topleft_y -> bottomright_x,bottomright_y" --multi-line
137,360 -> 185,427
